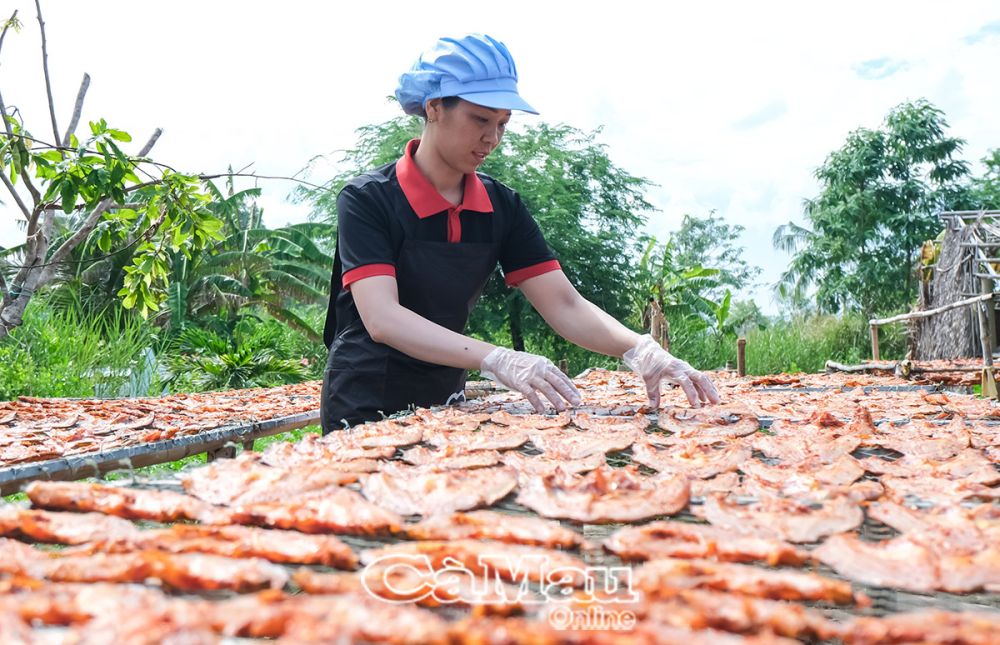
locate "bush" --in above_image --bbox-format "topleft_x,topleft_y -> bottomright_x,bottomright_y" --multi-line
162,315 -> 322,392
744,312 -> 907,375
658,311 -> 908,375
0,298 -> 156,400
668,317 -> 734,372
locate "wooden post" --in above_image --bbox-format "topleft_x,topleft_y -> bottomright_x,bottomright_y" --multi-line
557,359 -> 569,376
979,280 -> 998,398
206,445 -> 237,461
736,337 -> 747,377
983,277 -> 996,355
870,324 -> 880,361
646,299 -> 670,351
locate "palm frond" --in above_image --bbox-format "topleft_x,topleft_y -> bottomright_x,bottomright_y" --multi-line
259,302 -> 322,342
772,221 -> 812,254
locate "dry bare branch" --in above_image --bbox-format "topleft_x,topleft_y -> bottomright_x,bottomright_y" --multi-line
137,128 -> 162,157
0,166 -> 31,219
61,72 -> 90,147
0,10 -> 19,57
34,0 -> 60,144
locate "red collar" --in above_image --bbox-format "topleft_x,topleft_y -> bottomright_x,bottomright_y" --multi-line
396,139 -> 494,218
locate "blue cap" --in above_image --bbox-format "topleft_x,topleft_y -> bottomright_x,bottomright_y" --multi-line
396,34 -> 538,116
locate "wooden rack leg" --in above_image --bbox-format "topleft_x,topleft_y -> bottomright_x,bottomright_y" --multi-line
206,445 -> 238,461
982,368 -> 998,399
978,295 -> 998,399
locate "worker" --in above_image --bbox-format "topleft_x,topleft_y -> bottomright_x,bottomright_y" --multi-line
321,34 -> 719,433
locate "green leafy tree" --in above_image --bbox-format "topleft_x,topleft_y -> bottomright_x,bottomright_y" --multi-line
673,213 -> 760,295
669,212 -> 761,350
299,115 -> 653,367
968,149 -> 1000,209
636,234 -> 743,369
0,5 -> 223,337
28,174 -> 332,342
727,299 -> 768,334
773,99 -> 971,317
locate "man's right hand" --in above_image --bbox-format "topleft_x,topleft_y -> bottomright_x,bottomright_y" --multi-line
480,347 -> 582,413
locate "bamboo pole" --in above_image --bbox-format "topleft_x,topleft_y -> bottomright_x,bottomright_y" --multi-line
826,360 -> 996,375
869,293 -> 994,327
736,338 -> 747,377
983,278 -> 997,355
825,360 -> 899,373
870,324 -> 880,361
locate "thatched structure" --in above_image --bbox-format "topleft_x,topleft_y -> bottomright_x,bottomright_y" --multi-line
914,211 -> 1000,360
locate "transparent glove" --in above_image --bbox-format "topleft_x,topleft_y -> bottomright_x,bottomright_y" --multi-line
480,347 -> 582,413
622,334 -> 721,409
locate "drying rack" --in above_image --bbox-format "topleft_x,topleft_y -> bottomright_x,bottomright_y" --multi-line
4,379 -> 999,642
0,410 -> 319,496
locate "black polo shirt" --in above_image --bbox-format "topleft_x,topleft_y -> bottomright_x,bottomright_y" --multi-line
323,138 -> 560,347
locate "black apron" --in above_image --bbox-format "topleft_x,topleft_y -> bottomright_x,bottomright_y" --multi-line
321,238 -> 499,433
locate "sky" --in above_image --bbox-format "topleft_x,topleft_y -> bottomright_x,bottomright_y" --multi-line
2,1 -> 999,315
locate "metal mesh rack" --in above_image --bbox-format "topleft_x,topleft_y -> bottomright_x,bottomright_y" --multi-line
86,418 -> 1000,620
0,410 -> 319,496
749,385 -> 944,394
4,386 -> 1000,642
583,449 -> 1000,622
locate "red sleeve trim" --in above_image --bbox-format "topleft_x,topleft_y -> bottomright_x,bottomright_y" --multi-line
504,260 -> 561,287
342,263 -> 396,290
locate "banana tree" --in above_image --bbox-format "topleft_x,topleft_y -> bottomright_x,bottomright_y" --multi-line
156,180 -> 334,341
637,235 -> 724,328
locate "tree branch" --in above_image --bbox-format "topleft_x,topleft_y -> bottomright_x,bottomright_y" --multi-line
197,172 -> 325,190
0,10 -> 18,57
0,88 -> 43,205
61,72 -> 90,147
0,166 -> 31,219
39,197 -> 115,283
0,209 -> 54,339
3,132 -> 325,190
39,200 -> 143,214
34,0 -> 60,144
137,128 -> 162,157
8,205 -> 45,296
2,206 -> 47,313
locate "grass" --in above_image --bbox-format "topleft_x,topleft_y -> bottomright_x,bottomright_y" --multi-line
0,298 -> 157,401
670,312 -> 909,374
102,425 -> 323,480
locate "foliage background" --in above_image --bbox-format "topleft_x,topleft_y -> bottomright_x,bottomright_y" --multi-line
2,98 -> 995,399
